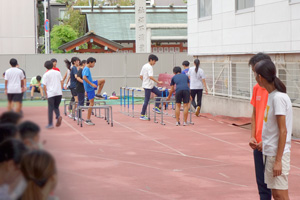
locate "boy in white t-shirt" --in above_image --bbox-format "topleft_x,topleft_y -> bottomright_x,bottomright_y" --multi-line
4,58 -> 25,113
42,61 -> 63,129
255,59 -> 293,200
139,54 -> 163,120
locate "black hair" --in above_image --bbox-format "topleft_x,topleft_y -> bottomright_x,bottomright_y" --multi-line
0,139 -> 27,164
50,58 -> 57,63
3,72 -> 5,76
18,121 -> 40,141
44,60 -> 53,70
255,59 -> 286,93
0,111 -> 22,124
194,59 -> 200,73
182,61 -> 190,67
148,54 -> 158,62
80,60 -> 87,66
0,123 -> 18,144
64,59 -> 71,71
10,58 -> 18,67
249,52 -> 271,67
173,66 -> 182,74
71,57 -> 80,65
36,75 -> 41,82
87,57 -> 96,64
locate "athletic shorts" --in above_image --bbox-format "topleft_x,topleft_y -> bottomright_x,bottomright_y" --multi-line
30,86 -> 40,93
87,90 -> 95,100
70,88 -> 78,97
175,90 -> 190,104
7,93 -> 23,102
93,80 -> 98,90
264,152 -> 290,190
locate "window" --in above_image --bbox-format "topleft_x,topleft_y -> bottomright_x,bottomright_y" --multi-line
198,0 -> 212,19
236,0 -> 254,11
59,8 -> 69,24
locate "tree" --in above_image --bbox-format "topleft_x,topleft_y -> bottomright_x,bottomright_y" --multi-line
50,25 -> 78,53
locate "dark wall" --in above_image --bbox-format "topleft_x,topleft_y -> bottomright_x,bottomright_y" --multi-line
50,4 -> 66,29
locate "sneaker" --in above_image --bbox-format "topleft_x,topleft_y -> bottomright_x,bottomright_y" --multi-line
95,94 -> 104,99
56,116 -> 62,127
85,120 -> 95,126
46,125 -> 54,129
195,106 -> 200,117
152,107 -> 161,114
140,115 -> 149,120
30,97 -> 33,101
183,122 -> 188,126
41,96 -> 45,100
176,121 -> 180,126
68,114 -> 74,119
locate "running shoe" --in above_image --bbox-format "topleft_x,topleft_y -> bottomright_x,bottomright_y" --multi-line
176,121 -> 180,126
56,116 -> 62,127
183,122 -> 188,126
68,114 -> 74,119
46,124 -> 54,129
95,94 -> 105,99
85,120 -> 95,126
140,115 -> 149,120
152,107 -> 161,114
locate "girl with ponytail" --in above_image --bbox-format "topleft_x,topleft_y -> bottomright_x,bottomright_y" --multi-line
20,150 -> 57,200
187,59 -> 208,116
254,59 -> 292,199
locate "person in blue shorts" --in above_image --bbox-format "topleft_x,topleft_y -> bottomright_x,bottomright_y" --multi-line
82,57 -> 99,126
166,66 -> 190,126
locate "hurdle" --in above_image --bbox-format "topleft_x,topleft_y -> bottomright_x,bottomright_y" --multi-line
63,99 -> 107,117
76,105 -> 113,127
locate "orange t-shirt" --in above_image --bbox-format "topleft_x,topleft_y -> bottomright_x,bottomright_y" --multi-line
250,84 -> 269,143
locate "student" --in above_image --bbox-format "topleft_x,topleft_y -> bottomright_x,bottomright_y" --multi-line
51,58 -> 60,72
139,54 -> 163,120
0,111 -> 22,125
65,57 -> 80,119
20,150 -> 57,200
18,121 -> 42,149
181,60 -> 190,75
30,75 -> 45,100
187,59 -> 208,117
0,123 -> 18,144
248,53 -> 272,200
62,59 -> 71,90
42,60 -> 63,129
166,66 -> 190,126
82,57 -> 98,125
255,59 -> 292,200
0,139 -> 28,200
76,60 -> 87,121
4,58 -> 25,113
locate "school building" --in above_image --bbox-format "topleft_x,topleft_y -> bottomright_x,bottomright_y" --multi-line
188,0 -> 300,136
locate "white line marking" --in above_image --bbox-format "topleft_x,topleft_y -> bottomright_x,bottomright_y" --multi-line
137,189 -> 173,200
194,175 -> 248,187
219,173 -> 230,178
114,120 -> 186,156
63,119 -> 94,144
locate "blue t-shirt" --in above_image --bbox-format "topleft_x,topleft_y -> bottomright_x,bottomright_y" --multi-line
82,67 -> 94,92
70,66 -> 78,89
170,73 -> 190,92
182,68 -> 189,75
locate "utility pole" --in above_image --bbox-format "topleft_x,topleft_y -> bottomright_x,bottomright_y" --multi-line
43,0 -> 50,54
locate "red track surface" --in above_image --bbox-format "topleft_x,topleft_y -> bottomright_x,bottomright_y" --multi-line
1,105 -> 299,200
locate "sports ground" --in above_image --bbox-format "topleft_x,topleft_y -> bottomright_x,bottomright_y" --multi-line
1,100 -> 299,200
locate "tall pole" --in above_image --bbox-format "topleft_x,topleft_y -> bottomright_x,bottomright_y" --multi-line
43,0 -> 49,54
47,0 -> 51,52
135,0 -> 147,53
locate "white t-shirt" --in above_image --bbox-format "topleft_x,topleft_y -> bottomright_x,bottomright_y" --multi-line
262,90 -> 293,157
4,67 -> 25,94
42,69 -> 63,98
187,66 -> 206,90
140,63 -> 154,89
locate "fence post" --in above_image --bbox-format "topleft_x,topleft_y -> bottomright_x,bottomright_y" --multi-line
212,61 -> 215,96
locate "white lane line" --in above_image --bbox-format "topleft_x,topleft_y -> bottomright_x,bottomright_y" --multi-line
219,173 -> 230,178
137,189 -> 174,200
63,119 -> 94,144
113,120 -> 186,156
178,164 -> 232,171
194,175 -> 248,187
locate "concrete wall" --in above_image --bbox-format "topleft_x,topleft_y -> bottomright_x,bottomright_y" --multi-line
202,95 -> 300,138
188,0 -> 300,55
0,0 -> 36,54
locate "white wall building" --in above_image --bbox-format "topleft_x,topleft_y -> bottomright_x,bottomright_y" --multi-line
188,0 -> 300,137
0,0 -> 37,54
188,0 -> 300,55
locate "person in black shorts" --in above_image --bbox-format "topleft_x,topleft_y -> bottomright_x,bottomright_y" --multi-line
75,60 -> 86,120
166,66 -> 190,126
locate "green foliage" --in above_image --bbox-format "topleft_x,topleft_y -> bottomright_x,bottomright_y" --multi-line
50,25 -> 78,53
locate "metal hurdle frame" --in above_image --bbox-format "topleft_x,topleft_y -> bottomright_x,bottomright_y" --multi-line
76,105 -> 113,127
63,99 -> 107,117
